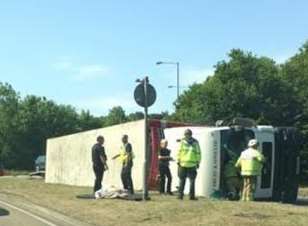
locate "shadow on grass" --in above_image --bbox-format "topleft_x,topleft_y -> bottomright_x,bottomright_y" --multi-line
76,194 -> 95,199
233,213 -> 272,220
75,193 -> 143,201
0,208 -> 10,216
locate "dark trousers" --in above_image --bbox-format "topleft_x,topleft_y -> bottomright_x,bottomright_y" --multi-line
178,166 -> 197,199
121,166 -> 134,194
159,164 -> 172,193
93,165 -> 104,192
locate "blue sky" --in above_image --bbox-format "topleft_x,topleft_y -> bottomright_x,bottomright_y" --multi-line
0,0 -> 307,116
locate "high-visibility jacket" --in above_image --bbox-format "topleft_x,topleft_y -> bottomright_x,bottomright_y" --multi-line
119,144 -> 134,167
177,138 -> 201,168
235,148 -> 265,176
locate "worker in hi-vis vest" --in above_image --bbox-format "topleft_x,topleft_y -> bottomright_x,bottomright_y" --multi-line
177,129 -> 201,200
112,135 -> 134,194
235,139 -> 265,201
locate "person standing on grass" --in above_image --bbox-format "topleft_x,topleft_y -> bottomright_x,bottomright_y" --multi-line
92,135 -> 108,193
177,129 -> 201,200
235,139 -> 265,201
112,135 -> 134,194
158,139 -> 173,195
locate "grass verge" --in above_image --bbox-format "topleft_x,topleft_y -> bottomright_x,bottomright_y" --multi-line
0,178 -> 308,226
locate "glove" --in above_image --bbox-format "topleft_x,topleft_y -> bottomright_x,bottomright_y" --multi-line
196,164 -> 199,169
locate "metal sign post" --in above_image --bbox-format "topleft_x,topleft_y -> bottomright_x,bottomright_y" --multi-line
134,76 -> 156,201
143,77 -> 149,200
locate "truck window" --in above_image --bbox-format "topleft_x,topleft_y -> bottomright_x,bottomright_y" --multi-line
221,129 -> 255,155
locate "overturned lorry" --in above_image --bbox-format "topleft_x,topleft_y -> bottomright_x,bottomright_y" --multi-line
46,119 -> 301,203
164,123 -> 301,203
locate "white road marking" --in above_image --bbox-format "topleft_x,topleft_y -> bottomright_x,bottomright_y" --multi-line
0,199 -> 58,226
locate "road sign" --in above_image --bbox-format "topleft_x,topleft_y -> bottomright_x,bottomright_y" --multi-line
134,77 -> 156,201
134,83 -> 156,108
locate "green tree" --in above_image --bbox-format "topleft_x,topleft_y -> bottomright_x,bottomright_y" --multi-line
0,83 -> 20,167
77,110 -> 103,131
127,111 -> 144,121
281,41 -> 308,181
104,106 -> 127,126
175,49 -> 297,126
15,95 -> 81,169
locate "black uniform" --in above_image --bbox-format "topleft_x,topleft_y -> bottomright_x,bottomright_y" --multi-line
92,143 -> 107,192
159,148 -> 172,194
121,143 -> 134,194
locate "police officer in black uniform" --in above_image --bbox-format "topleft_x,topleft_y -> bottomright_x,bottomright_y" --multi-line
159,139 -> 173,195
92,136 -> 108,193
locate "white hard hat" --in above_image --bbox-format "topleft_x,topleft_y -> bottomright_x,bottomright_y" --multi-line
248,139 -> 259,147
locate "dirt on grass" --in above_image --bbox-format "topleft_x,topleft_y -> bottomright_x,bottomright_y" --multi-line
1,178 -> 308,226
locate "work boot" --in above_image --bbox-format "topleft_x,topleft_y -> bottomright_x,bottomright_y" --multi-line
189,197 -> 198,201
167,191 -> 173,195
177,194 -> 183,200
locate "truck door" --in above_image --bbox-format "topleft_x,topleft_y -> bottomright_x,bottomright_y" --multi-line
255,128 -> 275,199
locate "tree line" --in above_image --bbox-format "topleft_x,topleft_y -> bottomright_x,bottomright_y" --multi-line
1,41 -> 308,182
0,85 -> 168,170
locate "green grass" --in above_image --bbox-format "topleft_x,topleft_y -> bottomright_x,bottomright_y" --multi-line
1,178 -> 308,226
4,170 -> 31,176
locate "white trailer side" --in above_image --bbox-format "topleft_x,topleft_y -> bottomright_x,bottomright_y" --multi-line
45,120 -> 145,189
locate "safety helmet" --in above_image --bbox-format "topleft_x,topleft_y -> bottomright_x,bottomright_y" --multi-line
248,139 -> 259,147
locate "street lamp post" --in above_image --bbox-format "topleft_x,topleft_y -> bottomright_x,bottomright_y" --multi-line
156,61 -> 180,100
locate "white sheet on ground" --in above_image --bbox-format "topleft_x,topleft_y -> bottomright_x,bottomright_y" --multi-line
94,186 -> 129,199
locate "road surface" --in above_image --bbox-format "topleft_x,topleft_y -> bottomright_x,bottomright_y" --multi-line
0,196 -> 92,226
0,199 -> 57,226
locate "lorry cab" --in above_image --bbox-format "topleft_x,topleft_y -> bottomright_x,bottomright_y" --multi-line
164,125 -> 300,203
220,126 -> 276,199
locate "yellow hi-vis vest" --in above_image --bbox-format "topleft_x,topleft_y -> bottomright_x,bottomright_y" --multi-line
235,148 -> 265,176
177,139 -> 201,168
119,144 -> 134,166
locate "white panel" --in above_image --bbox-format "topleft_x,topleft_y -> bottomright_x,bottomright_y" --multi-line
46,120 -> 145,189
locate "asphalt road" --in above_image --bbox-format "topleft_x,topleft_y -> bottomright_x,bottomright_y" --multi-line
0,197 -> 92,226
0,200 -> 56,226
